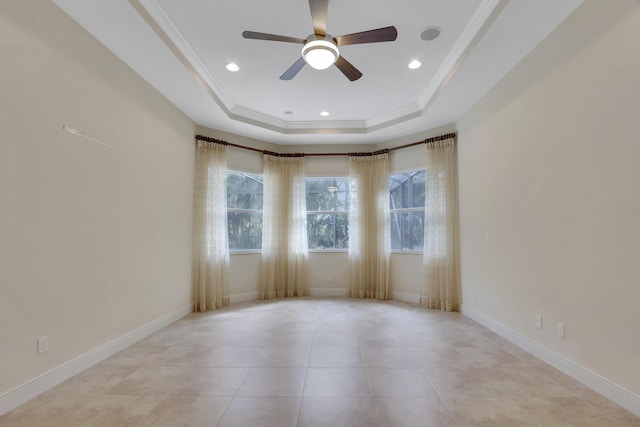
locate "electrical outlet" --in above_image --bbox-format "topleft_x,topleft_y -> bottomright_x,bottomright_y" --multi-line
557,322 -> 565,339
536,314 -> 543,329
37,336 -> 48,354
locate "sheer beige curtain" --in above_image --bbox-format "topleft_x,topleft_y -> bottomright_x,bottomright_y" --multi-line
260,155 -> 309,299
349,153 -> 391,299
192,141 -> 230,311
422,137 -> 461,311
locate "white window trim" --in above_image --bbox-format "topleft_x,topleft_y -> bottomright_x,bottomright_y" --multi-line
229,249 -> 262,255
390,249 -> 423,255
389,169 -> 426,253
227,170 -> 264,253
227,208 -> 262,214
390,207 -> 424,214
306,177 -> 350,251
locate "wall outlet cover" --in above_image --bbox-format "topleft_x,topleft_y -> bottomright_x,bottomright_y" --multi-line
37,336 -> 48,354
557,322 -> 565,339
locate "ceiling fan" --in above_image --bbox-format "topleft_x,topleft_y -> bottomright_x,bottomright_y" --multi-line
242,0 -> 398,81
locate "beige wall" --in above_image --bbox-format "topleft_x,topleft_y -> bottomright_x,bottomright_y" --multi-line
457,0 -> 640,395
389,253 -> 424,297
0,1 -> 195,394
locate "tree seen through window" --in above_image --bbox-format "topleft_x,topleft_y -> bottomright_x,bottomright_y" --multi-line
227,171 -> 263,250
306,177 -> 349,249
389,170 -> 426,250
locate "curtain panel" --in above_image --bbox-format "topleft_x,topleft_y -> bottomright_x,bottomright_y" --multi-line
260,155 -> 309,299
422,137 -> 461,311
192,141 -> 230,312
348,153 -> 391,299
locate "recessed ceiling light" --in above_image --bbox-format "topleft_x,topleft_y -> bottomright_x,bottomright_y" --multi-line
320,111 -> 330,117
408,60 -> 422,70
226,63 -> 239,72
420,27 -> 441,41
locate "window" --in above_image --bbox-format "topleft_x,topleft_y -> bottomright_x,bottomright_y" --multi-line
306,177 -> 349,249
227,171 -> 263,251
389,170 -> 425,251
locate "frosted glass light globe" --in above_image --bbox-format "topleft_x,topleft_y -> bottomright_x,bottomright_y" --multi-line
302,40 -> 339,70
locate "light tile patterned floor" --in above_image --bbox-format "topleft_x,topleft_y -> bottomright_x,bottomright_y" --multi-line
1,298 -> 638,426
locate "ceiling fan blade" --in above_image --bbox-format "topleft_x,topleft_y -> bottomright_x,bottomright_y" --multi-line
242,31 -> 305,44
335,26 -> 398,46
334,56 -> 363,81
280,57 -> 307,80
309,0 -> 328,36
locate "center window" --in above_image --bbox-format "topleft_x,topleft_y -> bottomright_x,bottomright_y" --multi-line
305,177 -> 349,250
227,171 -> 263,251
389,170 -> 425,251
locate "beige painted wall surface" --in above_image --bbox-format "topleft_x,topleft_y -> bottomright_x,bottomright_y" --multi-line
0,1 -> 195,393
230,252 -> 351,297
390,253 -> 423,296
308,252 -> 350,292
457,0 -> 640,395
229,253 -> 261,296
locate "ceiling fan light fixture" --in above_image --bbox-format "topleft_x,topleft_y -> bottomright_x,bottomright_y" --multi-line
302,39 -> 339,70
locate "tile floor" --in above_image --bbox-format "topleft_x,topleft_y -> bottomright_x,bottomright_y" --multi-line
1,298 -> 638,426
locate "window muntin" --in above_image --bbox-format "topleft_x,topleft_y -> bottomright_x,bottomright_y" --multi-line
227,171 -> 263,251
389,170 -> 425,251
306,177 -> 349,249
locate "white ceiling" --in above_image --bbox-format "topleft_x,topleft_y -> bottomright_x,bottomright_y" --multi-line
52,0 -> 582,145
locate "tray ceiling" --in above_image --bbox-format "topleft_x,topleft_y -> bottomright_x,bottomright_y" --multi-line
52,0 -> 583,145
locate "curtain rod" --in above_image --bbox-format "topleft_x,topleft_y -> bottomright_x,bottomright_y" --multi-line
194,132 -> 456,157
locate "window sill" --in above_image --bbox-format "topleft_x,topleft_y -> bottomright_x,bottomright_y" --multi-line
231,250 -> 423,255
390,250 -> 424,255
230,250 -> 351,255
230,250 -> 262,255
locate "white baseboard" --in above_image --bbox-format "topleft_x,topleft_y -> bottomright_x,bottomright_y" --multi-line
461,304 -> 640,417
392,292 -> 421,304
229,291 -> 260,304
309,288 -> 348,297
0,304 -> 192,416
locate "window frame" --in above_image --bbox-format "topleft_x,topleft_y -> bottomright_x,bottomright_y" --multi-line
226,170 -> 264,253
305,176 -> 350,252
389,169 -> 426,253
